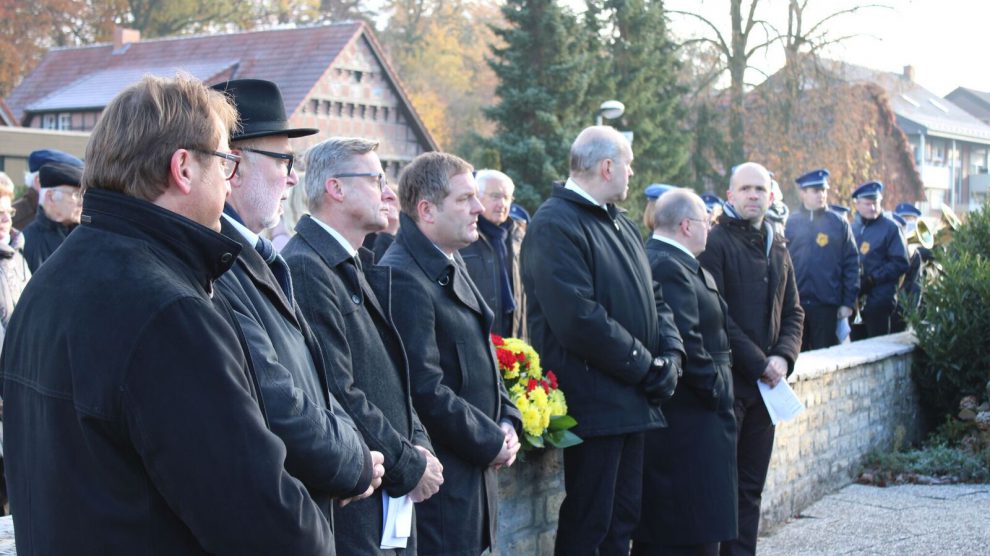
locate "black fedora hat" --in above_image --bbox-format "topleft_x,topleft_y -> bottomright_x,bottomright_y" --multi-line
211,79 -> 318,141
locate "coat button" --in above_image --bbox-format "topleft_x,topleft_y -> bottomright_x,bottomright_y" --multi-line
220,253 -> 233,263
763,277 -> 768,283
351,293 -> 361,304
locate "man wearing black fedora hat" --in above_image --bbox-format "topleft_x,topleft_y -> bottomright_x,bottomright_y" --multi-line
22,161 -> 84,272
211,79 -> 385,524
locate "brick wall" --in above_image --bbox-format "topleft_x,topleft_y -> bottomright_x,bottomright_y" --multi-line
493,332 -> 921,551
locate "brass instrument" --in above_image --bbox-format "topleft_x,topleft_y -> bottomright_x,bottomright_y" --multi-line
935,204 -> 962,247
907,218 -> 935,250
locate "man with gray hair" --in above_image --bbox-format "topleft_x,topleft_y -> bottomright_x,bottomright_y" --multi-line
635,189 -> 738,555
698,162 -> 803,556
522,126 -> 684,555
379,152 -> 521,555
282,137 -> 444,554
460,168 -> 527,338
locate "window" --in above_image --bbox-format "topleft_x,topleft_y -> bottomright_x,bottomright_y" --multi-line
42,114 -> 57,129
58,113 -> 71,131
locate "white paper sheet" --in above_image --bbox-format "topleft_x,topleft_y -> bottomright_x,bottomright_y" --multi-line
380,495 -> 414,549
757,379 -> 805,425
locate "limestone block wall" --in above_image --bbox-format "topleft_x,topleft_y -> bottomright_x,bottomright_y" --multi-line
492,333 -> 920,550
759,331 -> 921,530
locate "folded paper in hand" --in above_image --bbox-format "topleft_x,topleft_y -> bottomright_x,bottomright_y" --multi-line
757,379 -> 805,425
380,495 -> 413,549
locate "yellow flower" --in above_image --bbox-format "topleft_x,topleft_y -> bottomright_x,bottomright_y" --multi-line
549,389 -> 568,417
520,403 -> 543,437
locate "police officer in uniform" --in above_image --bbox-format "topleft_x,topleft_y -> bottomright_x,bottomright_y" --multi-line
851,181 -> 909,339
786,169 -> 859,350
891,203 -> 932,332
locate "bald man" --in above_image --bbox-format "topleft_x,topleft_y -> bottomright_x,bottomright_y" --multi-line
522,126 -> 684,555
697,162 -> 803,556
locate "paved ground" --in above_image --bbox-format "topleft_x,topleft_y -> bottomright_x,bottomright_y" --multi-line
758,483 -> 990,555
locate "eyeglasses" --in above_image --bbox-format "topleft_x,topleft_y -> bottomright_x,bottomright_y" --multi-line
241,147 -> 295,176
52,188 -> 83,202
333,172 -> 388,192
0,208 -> 16,220
686,217 -> 710,229
192,149 -> 241,180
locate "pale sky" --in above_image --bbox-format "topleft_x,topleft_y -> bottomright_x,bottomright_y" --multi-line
664,0 -> 985,97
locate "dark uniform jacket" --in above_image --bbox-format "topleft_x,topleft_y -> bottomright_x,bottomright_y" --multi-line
216,215 -> 373,522
379,213 -> 520,556
852,213 -> 910,310
460,217 -> 524,338
636,238 -> 738,546
0,189 -> 331,554
520,185 -> 684,438
22,206 -> 75,272
786,206 -> 860,308
698,211 -> 804,399
284,215 -> 433,555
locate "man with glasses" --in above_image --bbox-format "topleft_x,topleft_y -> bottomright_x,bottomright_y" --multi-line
22,162 -> 83,272
283,137 -> 444,554
460,169 -> 527,338
212,79 -> 384,521
1,74 -> 335,553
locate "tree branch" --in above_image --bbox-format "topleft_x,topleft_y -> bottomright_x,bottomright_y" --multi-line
668,9 -> 730,55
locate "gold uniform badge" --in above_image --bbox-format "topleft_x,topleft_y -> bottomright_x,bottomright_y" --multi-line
860,241 -> 870,255
816,232 -> 829,247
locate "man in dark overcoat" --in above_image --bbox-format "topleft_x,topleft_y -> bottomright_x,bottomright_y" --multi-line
0,75 -> 332,553
698,162 -> 804,556
13,149 -> 82,232
460,169 -> 526,338
212,79 -> 382,521
283,137 -> 445,554
521,126 -> 685,556
633,188 -> 738,556
22,162 -> 83,272
379,152 -> 521,556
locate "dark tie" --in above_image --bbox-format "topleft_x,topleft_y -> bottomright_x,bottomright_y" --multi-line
255,236 -> 294,300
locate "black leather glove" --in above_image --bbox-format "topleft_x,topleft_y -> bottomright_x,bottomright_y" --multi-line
641,353 -> 682,406
859,274 -> 875,294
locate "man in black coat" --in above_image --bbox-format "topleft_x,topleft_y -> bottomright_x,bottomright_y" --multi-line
633,189 -> 737,556
460,169 -> 526,338
13,148 -> 83,232
0,75 -> 331,553
379,152 -> 521,556
212,79 -> 383,522
698,162 -> 804,556
521,126 -> 685,556
22,162 -> 84,272
283,137 -> 445,555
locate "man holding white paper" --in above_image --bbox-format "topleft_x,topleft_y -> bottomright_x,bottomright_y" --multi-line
698,162 -> 804,556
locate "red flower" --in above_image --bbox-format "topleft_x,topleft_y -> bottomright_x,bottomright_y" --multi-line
546,370 -> 558,390
496,348 -> 516,371
527,379 -> 539,392
491,334 -> 505,346
540,380 -> 550,394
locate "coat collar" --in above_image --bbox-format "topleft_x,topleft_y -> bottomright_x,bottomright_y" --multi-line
80,188 -> 242,290
220,217 -> 295,317
646,236 -> 700,273
394,212 -> 486,317
551,183 -> 623,221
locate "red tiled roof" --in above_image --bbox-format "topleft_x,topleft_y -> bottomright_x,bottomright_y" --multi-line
5,22 -> 436,149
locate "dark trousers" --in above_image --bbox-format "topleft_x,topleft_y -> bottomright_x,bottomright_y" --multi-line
720,395 -> 774,556
554,433 -> 644,556
801,304 -> 838,351
861,302 -> 894,339
632,541 -> 719,556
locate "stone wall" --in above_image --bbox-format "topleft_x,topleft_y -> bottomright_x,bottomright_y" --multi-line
759,331 -> 921,531
493,332 -> 922,551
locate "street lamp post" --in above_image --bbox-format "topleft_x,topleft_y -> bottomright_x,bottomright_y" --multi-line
596,99 -> 625,126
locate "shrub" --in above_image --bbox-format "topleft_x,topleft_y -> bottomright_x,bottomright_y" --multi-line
906,202 -> 990,419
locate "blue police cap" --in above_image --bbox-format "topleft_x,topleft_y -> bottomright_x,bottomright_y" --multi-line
509,203 -> 530,223
644,183 -> 675,201
795,168 -> 830,189
894,203 -> 922,218
28,149 -> 83,173
700,193 -> 723,207
830,204 -> 851,214
852,181 -> 883,199
891,213 -> 906,227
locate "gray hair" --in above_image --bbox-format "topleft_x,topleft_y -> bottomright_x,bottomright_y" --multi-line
398,152 -> 473,221
0,172 -> 13,198
569,126 -> 626,175
653,188 -> 706,233
303,137 -> 379,212
475,169 -> 514,195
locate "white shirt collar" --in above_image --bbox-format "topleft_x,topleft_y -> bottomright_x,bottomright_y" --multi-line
222,212 -> 260,246
564,178 -> 607,210
309,215 -> 358,257
651,233 -> 695,259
